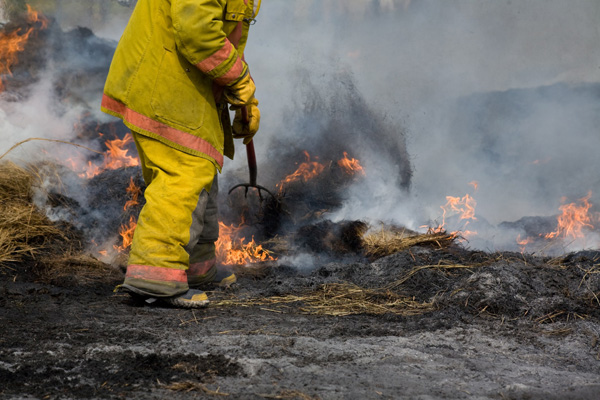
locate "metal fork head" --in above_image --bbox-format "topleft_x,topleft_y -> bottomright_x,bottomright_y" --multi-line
228,183 -> 276,201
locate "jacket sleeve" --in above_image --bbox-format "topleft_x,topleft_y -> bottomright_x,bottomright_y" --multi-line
172,0 -> 247,86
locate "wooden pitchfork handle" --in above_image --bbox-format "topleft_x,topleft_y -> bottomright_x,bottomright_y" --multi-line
227,106 -> 275,200
242,107 -> 258,186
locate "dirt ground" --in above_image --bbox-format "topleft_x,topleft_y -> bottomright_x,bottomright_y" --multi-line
2,244 -> 600,400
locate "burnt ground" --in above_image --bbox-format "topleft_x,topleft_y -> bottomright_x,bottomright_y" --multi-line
1,245 -> 600,400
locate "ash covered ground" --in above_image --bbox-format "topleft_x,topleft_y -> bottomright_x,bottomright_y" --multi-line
1,3 -> 600,400
2,239 -> 600,399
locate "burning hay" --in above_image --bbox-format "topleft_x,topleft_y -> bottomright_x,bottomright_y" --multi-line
0,161 -> 64,266
361,225 -> 457,260
0,160 -> 118,282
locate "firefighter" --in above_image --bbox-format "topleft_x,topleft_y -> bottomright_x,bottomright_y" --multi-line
101,0 -> 261,308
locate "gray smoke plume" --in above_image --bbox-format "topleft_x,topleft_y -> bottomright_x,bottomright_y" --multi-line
246,0 -> 600,253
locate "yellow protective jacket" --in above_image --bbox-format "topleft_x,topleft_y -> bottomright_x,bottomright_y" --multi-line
101,0 -> 261,170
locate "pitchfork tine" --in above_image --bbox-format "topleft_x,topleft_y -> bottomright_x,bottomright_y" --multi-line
228,107 -> 277,202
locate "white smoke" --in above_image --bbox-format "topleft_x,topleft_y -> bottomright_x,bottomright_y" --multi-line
0,66 -> 88,158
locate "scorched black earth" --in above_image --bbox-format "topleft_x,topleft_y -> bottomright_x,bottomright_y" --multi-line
2,245 -> 600,399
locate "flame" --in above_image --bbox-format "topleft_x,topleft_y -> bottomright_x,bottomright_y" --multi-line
25,4 -> 49,29
276,151 -> 326,192
429,191 -> 478,236
216,222 -> 275,265
440,193 -> 477,227
516,234 -> 533,253
545,192 -> 594,240
114,215 -> 137,252
337,151 -> 365,175
114,176 -> 142,252
79,132 -> 140,178
0,5 -> 48,92
123,177 -> 142,211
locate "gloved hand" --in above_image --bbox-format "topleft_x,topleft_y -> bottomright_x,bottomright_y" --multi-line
223,66 -> 256,109
232,97 -> 260,144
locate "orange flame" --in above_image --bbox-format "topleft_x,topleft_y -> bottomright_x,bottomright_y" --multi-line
114,215 -> 137,252
441,193 -> 477,225
25,4 -> 49,29
429,192 -> 478,236
276,151 -> 326,192
79,132 -> 140,178
123,177 -> 142,211
545,192 -> 594,240
516,234 -> 533,253
216,222 -> 275,265
0,5 -> 48,92
337,151 -> 365,175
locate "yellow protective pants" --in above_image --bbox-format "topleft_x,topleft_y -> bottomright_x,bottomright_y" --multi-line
123,132 -> 220,297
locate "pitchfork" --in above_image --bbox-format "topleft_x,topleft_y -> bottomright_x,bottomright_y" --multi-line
228,107 -> 276,201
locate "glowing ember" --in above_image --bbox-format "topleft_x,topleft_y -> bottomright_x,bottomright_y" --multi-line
123,177 -> 142,211
337,151 -> 365,175
545,192 -> 594,240
114,215 -> 137,252
0,5 -> 47,92
277,151 -> 326,192
79,132 -> 140,178
216,222 -> 275,265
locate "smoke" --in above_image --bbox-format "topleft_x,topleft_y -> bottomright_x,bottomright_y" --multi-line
3,0 -> 600,255
245,0 -> 600,252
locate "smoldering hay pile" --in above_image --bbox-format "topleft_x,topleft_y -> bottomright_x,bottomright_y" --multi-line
0,7 -> 599,325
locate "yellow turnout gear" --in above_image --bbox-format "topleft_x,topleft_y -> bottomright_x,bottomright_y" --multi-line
104,0 -> 261,299
233,97 -> 260,144
101,0 -> 261,169
123,132 -> 220,297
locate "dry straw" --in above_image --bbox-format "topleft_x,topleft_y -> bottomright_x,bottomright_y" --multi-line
361,226 -> 456,259
212,283 -> 435,317
0,161 -> 118,282
0,161 -> 64,266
